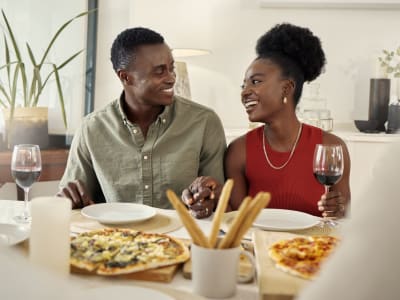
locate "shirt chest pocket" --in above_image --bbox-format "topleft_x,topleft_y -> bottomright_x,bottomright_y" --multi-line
160,152 -> 200,193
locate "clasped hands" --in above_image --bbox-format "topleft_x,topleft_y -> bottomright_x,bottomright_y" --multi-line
181,176 -> 222,219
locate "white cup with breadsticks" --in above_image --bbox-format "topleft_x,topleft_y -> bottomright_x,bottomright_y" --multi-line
166,179 -> 271,298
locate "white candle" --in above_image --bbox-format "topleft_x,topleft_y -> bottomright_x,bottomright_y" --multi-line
29,197 -> 71,277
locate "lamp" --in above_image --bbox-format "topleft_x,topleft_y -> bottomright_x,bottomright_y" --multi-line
172,48 -> 211,99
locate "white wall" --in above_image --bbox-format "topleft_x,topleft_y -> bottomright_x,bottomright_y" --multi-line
95,0 -> 400,130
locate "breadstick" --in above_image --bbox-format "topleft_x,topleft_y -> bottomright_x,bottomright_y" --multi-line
208,179 -> 234,248
231,192 -> 271,248
218,196 -> 252,249
166,189 -> 210,248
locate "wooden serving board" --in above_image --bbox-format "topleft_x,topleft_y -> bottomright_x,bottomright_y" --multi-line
253,230 -> 308,300
71,263 -> 182,283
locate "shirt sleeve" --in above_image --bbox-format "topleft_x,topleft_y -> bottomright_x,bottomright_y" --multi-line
198,110 -> 226,184
59,121 -> 104,202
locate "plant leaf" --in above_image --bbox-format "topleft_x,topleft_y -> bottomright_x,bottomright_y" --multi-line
4,34 -> 11,84
57,50 -> 84,70
18,62 -> 28,106
26,42 -> 39,105
9,62 -> 21,120
38,10 -> 93,67
1,10 -> 22,61
0,84 -> 11,106
26,42 -> 38,66
52,64 -> 67,128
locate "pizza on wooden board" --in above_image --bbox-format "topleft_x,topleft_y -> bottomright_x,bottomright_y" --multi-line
70,228 -> 189,275
268,235 -> 339,280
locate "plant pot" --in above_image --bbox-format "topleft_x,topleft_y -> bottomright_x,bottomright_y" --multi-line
2,107 -> 49,150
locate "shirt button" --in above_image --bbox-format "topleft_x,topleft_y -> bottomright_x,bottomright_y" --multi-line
143,155 -> 148,160
144,185 -> 149,190
162,119 -> 166,123
133,129 -> 138,134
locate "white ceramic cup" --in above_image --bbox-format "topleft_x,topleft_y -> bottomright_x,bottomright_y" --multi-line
29,196 -> 71,277
191,244 -> 255,298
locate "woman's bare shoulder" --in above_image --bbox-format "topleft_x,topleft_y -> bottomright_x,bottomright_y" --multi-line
322,131 -> 346,146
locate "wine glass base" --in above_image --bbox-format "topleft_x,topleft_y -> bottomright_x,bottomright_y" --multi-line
318,218 -> 338,228
13,215 -> 31,224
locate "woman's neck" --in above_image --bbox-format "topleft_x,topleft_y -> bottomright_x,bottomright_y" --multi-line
264,118 -> 302,152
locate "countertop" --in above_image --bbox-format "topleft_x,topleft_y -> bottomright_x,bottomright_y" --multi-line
224,122 -> 400,144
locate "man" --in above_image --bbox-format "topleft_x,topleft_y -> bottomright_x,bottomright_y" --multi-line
58,27 -> 226,218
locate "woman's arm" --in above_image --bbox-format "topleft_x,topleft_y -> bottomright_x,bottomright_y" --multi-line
320,132 -> 351,217
224,135 -> 248,210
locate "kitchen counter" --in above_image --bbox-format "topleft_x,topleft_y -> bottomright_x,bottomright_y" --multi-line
224,122 -> 400,144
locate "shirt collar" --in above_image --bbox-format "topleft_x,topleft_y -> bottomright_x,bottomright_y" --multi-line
117,91 -> 174,127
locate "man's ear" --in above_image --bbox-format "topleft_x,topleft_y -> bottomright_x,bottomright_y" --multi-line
117,70 -> 131,85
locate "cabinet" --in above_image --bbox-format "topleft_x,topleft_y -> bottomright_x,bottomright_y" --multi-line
334,131 -> 400,209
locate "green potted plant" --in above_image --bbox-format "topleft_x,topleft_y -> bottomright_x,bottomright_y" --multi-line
379,46 -> 400,133
0,9 -> 92,149
378,47 -> 400,79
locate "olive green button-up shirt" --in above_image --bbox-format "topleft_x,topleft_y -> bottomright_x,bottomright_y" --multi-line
60,95 -> 226,209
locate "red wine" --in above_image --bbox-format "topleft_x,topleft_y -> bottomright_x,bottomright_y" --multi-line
313,172 -> 341,186
12,170 -> 41,189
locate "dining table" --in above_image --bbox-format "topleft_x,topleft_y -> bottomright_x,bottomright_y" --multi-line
0,199 -> 338,300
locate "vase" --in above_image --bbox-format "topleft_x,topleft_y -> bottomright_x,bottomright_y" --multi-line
2,107 -> 49,150
368,78 -> 390,132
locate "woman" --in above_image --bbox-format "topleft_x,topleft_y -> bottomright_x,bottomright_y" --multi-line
183,23 -> 350,219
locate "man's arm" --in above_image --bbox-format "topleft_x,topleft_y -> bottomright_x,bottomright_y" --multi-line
181,111 -> 226,218
198,110 -> 226,183
58,123 -> 102,208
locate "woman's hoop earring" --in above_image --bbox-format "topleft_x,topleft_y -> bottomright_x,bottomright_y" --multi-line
283,97 -> 287,104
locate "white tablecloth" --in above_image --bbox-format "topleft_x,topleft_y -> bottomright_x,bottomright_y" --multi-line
0,200 -> 258,300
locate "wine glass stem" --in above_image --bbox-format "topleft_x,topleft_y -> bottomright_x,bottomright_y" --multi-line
325,185 -> 330,194
23,187 -> 30,219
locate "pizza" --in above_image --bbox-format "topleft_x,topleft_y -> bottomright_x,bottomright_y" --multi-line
70,228 -> 190,275
268,235 -> 339,280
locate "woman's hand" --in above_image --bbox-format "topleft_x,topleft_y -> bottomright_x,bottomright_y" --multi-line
318,190 -> 347,218
181,176 -> 222,219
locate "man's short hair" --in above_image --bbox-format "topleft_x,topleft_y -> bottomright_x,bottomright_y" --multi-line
110,27 -> 164,72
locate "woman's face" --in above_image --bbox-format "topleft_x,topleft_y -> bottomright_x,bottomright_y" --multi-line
241,58 -> 288,123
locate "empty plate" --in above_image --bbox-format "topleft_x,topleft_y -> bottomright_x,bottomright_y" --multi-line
81,203 -> 156,225
253,209 -> 320,231
0,223 -> 30,246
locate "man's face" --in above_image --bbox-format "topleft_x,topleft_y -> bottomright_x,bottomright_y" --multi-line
123,43 -> 176,106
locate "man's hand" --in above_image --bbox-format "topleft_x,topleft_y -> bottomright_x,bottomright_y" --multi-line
318,190 -> 346,218
56,180 -> 94,209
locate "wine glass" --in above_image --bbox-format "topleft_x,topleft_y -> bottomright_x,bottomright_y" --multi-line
313,144 -> 344,228
11,144 -> 42,223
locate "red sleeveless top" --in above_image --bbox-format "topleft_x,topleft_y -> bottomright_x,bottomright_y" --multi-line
246,123 -> 324,216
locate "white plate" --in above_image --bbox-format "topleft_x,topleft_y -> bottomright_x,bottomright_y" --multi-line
81,203 -> 156,225
0,223 -> 30,246
253,209 -> 320,231
79,285 -> 174,300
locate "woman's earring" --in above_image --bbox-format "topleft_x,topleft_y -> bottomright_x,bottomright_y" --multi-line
283,97 -> 287,104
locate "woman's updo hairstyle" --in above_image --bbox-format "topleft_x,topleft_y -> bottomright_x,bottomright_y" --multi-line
256,23 -> 326,105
